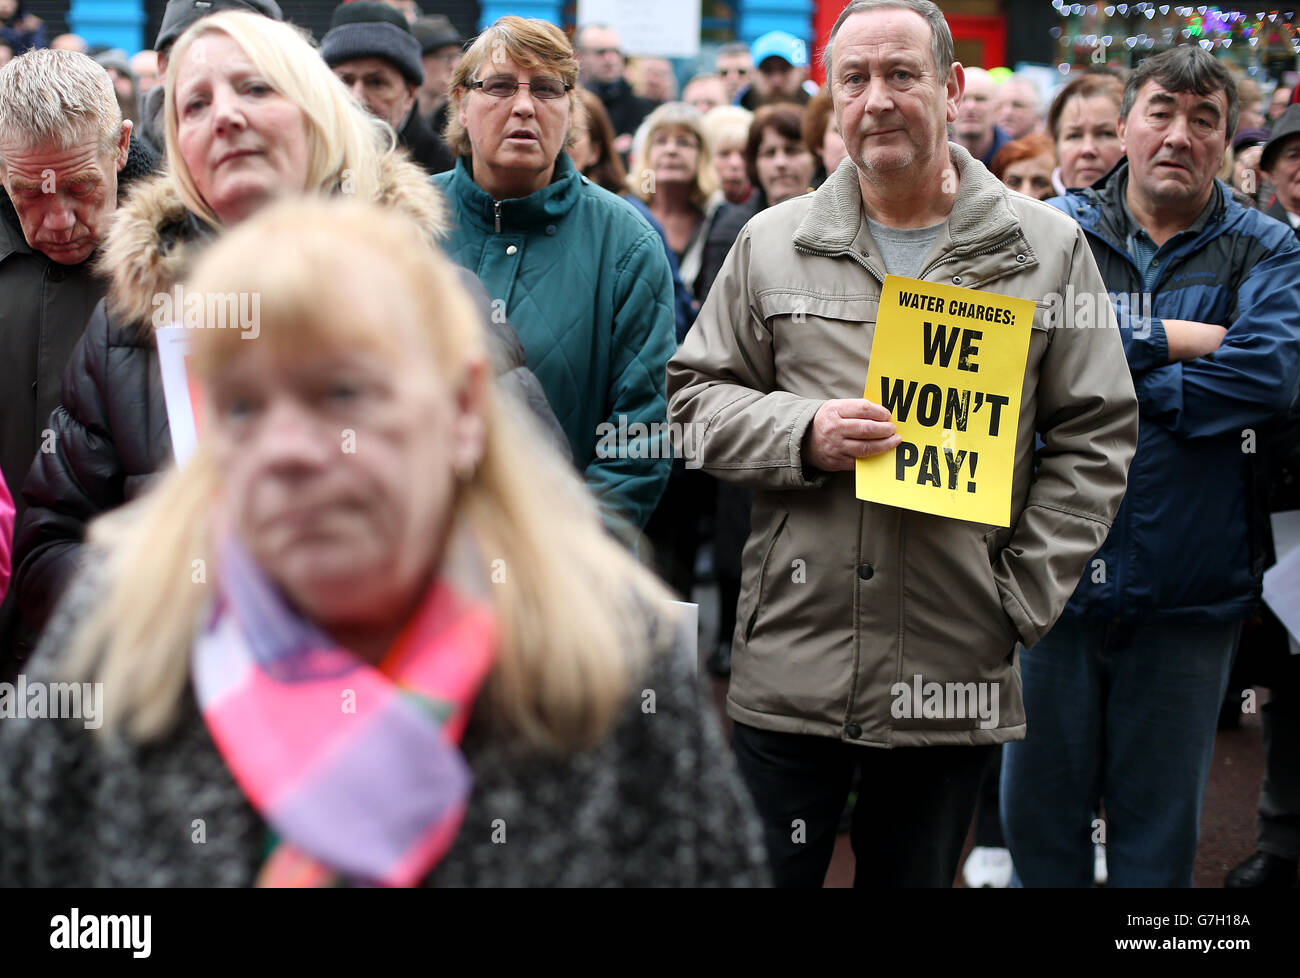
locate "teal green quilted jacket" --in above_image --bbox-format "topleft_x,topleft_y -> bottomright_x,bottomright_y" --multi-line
435,153 -> 675,531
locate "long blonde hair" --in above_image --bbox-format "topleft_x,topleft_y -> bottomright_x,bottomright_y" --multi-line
627,101 -> 719,210
64,198 -> 674,752
163,10 -> 395,227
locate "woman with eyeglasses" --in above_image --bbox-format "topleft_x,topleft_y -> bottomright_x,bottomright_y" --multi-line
436,16 -> 677,539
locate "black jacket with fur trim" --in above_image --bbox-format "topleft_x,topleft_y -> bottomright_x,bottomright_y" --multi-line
13,153 -> 568,635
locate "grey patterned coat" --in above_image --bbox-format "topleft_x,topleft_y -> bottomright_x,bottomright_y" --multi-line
0,571 -> 770,887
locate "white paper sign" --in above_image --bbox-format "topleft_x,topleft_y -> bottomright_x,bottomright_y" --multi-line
1263,510 -> 1300,654
667,599 -> 699,672
576,0 -> 701,59
156,325 -> 199,465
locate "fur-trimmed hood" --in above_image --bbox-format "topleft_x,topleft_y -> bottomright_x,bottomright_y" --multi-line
98,151 -> 451,329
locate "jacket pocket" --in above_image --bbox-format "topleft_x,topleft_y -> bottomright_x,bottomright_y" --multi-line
983,525 -> 1020,655
743,510 -> 789,644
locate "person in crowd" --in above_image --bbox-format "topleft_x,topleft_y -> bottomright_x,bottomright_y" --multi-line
571,90 -> 695,345
0,49 -> 157,681
435,16 -> 675,536
575,23 -> 654,156
701,104 -> 753,205
714,40 -> 752,104
13,10 -> 564,639
627,102 -> 728,295
1047,72 -> 1124,194
625,102 -> 729,602
746,102 -> 817,212
1261,106 -> 1300,232
683,73 -> 727,116
0,0 -> 44,55
130,49 -> 160,93
1236,77 -> 1266,133
669,0 -> 1138,888
953,66 -> 1009,168
802,87 -> 847,187
1004,45 -> 1300,889
136,0 -> 284,159
50,33 -> 86,53
737,30 -> 811,111
0,196 -> 771,888
630,56 -> 677,103
322,1 -> 453,175
1224,107 -> 1300,890
996,74 -> 1043,140
94,48 -> 139,126
1268,80 -> 1295,124
412,15 -> 461,133
1232,126 -> 1270,203
991,131 -> 1057,200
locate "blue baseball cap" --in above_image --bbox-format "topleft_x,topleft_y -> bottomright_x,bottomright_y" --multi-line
751,30 -> 807,69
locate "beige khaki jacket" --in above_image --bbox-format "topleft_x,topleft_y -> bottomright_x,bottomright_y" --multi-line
668,145 -> 1139,747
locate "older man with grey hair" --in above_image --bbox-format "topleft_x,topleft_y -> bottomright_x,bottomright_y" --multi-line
668,0 -> 1138,887
0,48 -> 157,681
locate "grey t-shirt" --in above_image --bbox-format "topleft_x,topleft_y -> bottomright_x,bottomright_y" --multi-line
865,214 -> 945,280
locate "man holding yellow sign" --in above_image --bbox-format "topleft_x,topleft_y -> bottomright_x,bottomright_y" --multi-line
668,0 -> 1138,888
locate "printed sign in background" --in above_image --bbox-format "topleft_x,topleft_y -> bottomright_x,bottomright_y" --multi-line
575,0 -> 701,58
856,275 -> 1035,527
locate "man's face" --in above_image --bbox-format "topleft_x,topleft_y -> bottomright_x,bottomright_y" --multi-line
421,44 -> 459,102
753,56 -> 805,101
0,124 -> 131,265
1264,135 -> 1300,214
996,81 -> 1040,139
715,52 -> 751,101
832,9 -> 960,179
578,27 -> 623,85
683,76 -> 726,115
1269,85 -> 1292,122
131,50 -> 160,93
955,71 -> 995,143
1120,79 -> 1230,213
0,0 -> 16,19
638,58 -> 676,102
333,57 -> 416,130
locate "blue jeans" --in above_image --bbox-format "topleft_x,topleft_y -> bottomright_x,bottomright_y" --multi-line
1000,618 -> 1239,887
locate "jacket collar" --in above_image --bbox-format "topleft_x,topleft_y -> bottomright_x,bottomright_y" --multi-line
1073,157 -> 1229,248
447,151 -> 583,231
793,142 -> 1022,257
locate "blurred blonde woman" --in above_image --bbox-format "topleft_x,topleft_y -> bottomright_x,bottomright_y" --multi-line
0,198 -> 770,888
14,9 -> 564,637
627,101 -> 728,298
701,104 -> 754,205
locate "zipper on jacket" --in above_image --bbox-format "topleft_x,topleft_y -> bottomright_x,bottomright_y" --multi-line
917,233 -> 1024,282
494,200 -> 502,234
794,244 -> 885,285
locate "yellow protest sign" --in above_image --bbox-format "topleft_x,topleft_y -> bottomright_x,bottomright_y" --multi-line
855,275 -> 1034,526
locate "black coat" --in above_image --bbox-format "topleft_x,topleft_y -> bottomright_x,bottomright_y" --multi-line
399,105 -> 454,176
0,135 -> 158,680
584,78 -> 655,140
13,155 -> 568,640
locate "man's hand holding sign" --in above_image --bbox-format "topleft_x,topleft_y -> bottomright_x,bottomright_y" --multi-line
851,275 -> 1035,527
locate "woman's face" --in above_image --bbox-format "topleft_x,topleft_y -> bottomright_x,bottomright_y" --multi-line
647,124 -> 701,189
1056,94 -> 1123,189
568,122 -> 596,172
714,141 -> 751,203
1001,152 -> 1056,200
175,33 -> 312,224
821,117 -> 848,175
458,54 -> 572,199
755,126 -> 815,205
206,267 -> 486,631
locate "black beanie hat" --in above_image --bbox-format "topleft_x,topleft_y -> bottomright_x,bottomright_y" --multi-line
320,1 -> 423,88
154,0 -> 284,53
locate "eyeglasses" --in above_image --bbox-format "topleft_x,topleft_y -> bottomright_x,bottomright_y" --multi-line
582,47 -> 621,58
470,75 -> 571,99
